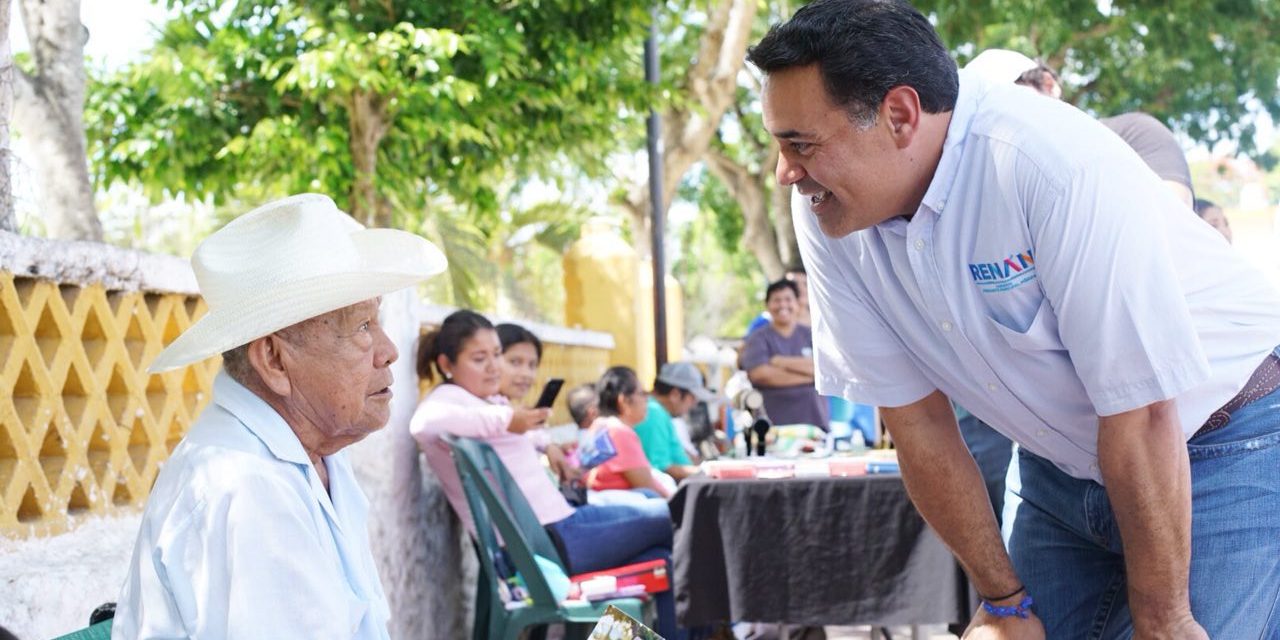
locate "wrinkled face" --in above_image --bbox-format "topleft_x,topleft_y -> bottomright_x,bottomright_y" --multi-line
1200,206 -> 1233,244
441,329 -> 503,399
767,287 -> 799,328
762,64 -> 917,237
281,298 -> 397,445
500,342 -> 540,402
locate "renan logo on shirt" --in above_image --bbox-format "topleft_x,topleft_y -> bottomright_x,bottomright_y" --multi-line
968,249 -> 1036,293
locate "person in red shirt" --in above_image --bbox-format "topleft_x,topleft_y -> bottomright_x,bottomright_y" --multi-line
586,366 -> 673,499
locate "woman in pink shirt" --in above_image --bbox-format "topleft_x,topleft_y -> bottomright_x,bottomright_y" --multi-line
410,311 -> 681,639
586,366 -> 673,499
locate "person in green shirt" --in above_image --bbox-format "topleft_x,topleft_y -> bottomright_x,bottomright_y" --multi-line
634,362 -> 712,481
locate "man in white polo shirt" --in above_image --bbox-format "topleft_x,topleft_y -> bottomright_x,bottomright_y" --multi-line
748,1 -> 1280,638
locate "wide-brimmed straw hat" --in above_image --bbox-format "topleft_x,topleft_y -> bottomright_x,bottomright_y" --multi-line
148,193 -> 447,373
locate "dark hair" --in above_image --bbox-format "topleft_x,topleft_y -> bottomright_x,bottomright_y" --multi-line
747,0 -> 958,125
416,310 -> 494,382
1193,198 -> 1218,218
765,278 -> 801,302
496,323 -> 543,360
653,379 -> 680,396
566,383 -> 598,426
597,366 -> 641,417
1014,62 -> 1059,95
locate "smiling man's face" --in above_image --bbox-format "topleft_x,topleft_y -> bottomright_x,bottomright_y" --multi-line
763,64 -> 921,237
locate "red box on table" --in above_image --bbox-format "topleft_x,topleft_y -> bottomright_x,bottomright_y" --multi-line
570,558 -> 669,595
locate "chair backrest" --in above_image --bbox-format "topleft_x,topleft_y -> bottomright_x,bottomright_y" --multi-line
445,435 -> 566,609
50,619 -> 111,640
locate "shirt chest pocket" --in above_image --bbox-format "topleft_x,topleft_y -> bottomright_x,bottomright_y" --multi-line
985,296 -> 1065,352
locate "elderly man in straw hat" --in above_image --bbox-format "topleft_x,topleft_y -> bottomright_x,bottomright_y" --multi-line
111,194 -> 446,639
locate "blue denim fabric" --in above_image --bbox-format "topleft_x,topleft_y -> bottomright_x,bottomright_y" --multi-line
547,499 -> 683,639
1004,381 -> 1280,639
957,409 -> 1014,526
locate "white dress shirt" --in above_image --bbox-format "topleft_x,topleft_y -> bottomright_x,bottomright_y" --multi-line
798,70 -> 1280,483
113,373 -> 390,639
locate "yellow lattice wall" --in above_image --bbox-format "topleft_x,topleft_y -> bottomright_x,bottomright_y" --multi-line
531,342 -> 612,425
0,272 -> 219,539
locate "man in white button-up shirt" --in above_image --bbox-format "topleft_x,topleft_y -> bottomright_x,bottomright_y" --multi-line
112,194 -> 446,638
748,1 -> 1280,638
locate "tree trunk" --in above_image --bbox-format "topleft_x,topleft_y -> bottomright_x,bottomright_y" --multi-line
348,89 -> 391,228
11,0 -> 100,241
705,146 -> 785,280
623,0 -> 758,256
772,175 -> 799,269
1,0 -> 16,233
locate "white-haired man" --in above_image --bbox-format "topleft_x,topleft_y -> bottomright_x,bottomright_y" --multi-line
112,194 -> 446,639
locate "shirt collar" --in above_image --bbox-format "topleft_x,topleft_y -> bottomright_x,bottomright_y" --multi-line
916,69 -> 989,217
212,371 -> 311,466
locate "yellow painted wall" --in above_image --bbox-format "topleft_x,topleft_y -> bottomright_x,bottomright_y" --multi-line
564,219 -> 683,387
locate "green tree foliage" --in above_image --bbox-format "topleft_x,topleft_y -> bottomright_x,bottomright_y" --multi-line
86,0 -> 654,307
924,0 -> 1280,154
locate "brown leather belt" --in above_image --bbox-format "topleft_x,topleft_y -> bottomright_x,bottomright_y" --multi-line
1194,351 -> 1280,438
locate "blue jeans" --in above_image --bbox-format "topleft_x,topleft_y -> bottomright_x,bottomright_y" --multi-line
957,410 -> 1013,526
547,499 -> 683,639
1005,384 -> 1280,638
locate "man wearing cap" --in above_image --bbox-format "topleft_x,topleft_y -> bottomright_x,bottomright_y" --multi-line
112,194 -> 447,639
633,362 -> 714,481
750,0 -> 1280,638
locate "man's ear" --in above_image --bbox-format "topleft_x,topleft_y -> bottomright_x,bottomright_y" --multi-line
880,85 -> 923,149
247,335 -> 293,397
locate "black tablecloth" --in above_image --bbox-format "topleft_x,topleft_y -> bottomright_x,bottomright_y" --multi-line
670,473 -> 970,627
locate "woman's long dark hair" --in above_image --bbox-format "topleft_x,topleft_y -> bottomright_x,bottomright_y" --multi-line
597,365 -> 641,417
416,310 -> 493,382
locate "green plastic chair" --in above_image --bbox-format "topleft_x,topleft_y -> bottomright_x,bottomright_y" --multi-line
50,619 -> 111,640
444,435 -> 645,640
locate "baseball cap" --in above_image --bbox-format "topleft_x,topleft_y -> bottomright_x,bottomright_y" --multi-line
656,362 -> 715,402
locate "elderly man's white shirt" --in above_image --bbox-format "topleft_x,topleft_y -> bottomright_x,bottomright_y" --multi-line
113,372 -> 391,639
797,70 -> 1280,482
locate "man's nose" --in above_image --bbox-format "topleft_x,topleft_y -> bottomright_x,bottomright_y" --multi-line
374,325 -> 398,367
776,153 -> 805,186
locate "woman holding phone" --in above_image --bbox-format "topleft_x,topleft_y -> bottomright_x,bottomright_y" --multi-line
411,311 -> 682,639
495,323 -> 577,483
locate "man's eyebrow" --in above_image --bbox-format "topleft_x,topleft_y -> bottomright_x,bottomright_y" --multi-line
773,129 -> 810,140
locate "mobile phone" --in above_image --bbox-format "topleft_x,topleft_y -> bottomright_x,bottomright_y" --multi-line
534,378 -> 565,409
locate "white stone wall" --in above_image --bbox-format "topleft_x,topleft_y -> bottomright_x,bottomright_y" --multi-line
0,512 -> 137,638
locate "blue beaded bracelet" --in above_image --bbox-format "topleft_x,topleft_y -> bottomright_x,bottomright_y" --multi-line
982,594 -> 1034,619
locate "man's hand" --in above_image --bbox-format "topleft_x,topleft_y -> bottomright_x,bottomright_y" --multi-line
962,606 -> 1046,639
508,407 -> 551,434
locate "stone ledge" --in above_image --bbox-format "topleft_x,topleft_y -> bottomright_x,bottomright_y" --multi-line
0,230 -> 197,294
416,302 -> 617,350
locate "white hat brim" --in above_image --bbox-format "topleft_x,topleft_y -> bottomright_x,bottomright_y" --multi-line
147,227 -> 446,373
